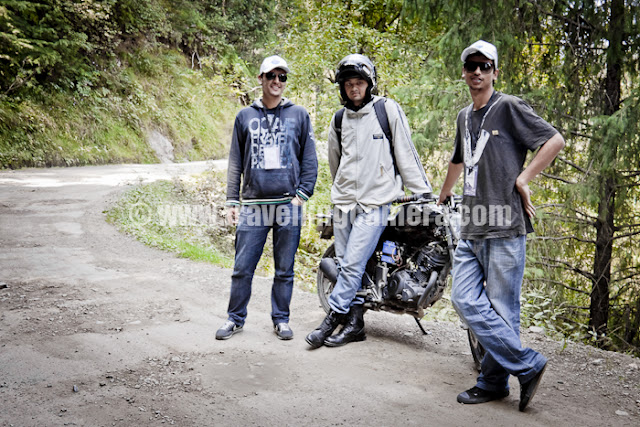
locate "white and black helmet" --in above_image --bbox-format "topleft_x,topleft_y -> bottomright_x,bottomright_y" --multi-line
335,54 -> 378,103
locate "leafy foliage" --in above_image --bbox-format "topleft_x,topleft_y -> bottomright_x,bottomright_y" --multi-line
268,0 -> 427,141
1,0 -> 98,93
0,0 -> 278,95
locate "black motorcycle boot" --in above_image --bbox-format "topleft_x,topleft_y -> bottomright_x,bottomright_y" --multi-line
305,310 -> 345,349
324,304 -> 366,347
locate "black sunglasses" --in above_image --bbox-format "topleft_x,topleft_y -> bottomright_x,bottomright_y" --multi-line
264,71 -> 288,82
464,61 -> 494,73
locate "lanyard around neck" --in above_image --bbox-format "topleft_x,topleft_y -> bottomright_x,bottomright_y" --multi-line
463,93 -> 502,168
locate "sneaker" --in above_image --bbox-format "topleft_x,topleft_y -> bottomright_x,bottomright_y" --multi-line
457,386 -> 509,404
274,323 -> 294,340
215,320 -> 242,340
519,362 -> 547,411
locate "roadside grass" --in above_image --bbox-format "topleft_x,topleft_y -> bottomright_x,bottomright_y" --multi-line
0,47 -> 239,169
105,164 -> 335,292
105,173 -> 235,269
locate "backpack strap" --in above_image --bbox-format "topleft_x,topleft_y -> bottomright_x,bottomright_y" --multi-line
334,107 -> 345,146
373,98 -> 397,174
373,98 -> 392,147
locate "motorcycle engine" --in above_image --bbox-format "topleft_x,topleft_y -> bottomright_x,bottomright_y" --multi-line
383,243 -> 448,307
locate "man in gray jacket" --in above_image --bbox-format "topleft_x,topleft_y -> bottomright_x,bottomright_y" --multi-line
306,54 -> 432,348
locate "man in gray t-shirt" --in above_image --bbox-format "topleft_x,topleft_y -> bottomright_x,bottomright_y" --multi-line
450,92 -> 559,239
438,40 -> 565,412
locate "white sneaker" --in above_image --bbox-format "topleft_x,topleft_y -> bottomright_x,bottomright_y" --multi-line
216,320 -> 242,340
274,323 -> 293,340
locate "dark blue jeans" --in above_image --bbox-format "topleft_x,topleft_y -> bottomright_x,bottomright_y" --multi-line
227,203 -> 302,327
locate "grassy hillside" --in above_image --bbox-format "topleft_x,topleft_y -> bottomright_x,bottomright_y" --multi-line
0,47 -> 242,169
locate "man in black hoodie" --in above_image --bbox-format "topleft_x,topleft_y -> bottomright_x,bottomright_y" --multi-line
216,55 -> 318,341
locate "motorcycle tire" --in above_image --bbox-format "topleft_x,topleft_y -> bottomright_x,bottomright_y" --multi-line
316,244 -> 336,314
467,329 -> 486,372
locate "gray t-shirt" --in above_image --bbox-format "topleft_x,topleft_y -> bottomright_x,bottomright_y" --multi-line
452,91 -> 558,239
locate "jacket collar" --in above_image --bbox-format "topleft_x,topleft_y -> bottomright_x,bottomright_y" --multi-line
345,95 -> 380,116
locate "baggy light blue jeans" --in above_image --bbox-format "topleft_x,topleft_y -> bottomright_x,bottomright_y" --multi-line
227,203 -> 302,326
328,204 -> 389,314
451,236 -> 547,391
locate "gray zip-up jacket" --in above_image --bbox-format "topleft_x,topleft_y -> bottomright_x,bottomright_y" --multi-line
327,95 -> 432,210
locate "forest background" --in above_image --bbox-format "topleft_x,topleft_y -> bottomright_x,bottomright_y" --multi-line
1,0 -> 639,356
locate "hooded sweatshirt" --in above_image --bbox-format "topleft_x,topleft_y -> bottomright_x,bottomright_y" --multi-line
226,98 -> 318,205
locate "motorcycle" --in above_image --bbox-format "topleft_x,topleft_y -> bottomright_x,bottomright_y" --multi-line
315,193 -> 485,370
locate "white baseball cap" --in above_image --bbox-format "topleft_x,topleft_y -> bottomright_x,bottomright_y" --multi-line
461,40 -> 498,69
259,55 -> 290,74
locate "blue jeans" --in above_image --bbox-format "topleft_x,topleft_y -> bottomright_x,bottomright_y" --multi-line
328,205 -> 389,314
227,203 -> 302,326
451,236 -> 547,391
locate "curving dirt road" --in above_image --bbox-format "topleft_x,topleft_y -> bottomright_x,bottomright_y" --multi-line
0,162 -> 638,426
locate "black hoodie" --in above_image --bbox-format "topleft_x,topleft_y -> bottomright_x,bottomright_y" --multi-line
226,98 -> 318,205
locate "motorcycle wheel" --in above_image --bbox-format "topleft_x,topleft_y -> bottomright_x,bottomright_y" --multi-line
467,329 -> 486,372
316,244 -> 336,314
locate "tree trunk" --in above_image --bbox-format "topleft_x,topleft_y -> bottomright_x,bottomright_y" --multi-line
628,297 -> 640,347
588,0 -> 623,345
590,177 -> 615,340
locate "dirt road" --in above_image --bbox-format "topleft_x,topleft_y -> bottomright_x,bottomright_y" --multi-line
1,163 -> 638,426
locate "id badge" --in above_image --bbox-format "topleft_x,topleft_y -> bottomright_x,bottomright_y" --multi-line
263,145 -> 281,170
464,165 -> 478,197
